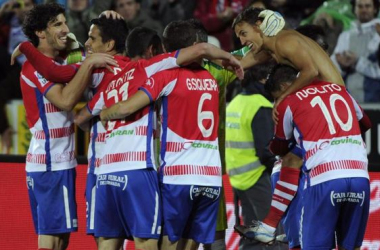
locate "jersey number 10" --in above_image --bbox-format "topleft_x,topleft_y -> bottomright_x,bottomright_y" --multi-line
310,94 -> 353,135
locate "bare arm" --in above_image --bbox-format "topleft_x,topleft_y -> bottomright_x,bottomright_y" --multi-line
100,90 -> 151,121
177,43 -> 244,79
74,105 -> 94,131
45,53 -> 117,111
239,49 -> 272,69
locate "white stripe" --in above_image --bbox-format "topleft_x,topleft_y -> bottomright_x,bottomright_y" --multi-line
63,185 -> 71,229
151,192 -> 159,234
159,79 -> 177,98
277,180 -> 298,191
145,57 -> 178,78
271,200 -> 287,212
21,74 -> 37,87
274,189 -> 294,201
90,186 -> 96,230
300,206 -> 304,249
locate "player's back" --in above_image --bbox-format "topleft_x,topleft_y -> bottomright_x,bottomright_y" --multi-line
277,30 -> 344,86
283,80 -> 368,185
140,65 -> 222,187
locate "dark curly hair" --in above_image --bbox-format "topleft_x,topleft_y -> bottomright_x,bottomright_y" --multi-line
23,3 -> 65,47
90,16 -> 129,54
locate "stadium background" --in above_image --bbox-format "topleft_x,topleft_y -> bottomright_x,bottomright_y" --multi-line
0,104 -> 379,249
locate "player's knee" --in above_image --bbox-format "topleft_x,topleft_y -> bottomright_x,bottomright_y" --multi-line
134,237 -> 158,250
282,153 -> 302,168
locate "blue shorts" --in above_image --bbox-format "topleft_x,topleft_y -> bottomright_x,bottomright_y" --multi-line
301,177 -> 370,250
26,169 -> 78,235
161,184 -> 221,244
94,169 -> 161,239
271,171 -> 304,248
85,172 -> 97,234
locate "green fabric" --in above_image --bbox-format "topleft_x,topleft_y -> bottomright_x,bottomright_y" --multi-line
230,46 -> 251,58
226,94 -> 272,190
203,60 -> 236,174
300,0 -> 355,31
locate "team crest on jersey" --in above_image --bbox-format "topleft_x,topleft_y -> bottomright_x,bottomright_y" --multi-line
35,71 -> 49,86
146,77 -> 155,88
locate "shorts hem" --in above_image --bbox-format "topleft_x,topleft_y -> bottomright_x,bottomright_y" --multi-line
38,228 -> 78,235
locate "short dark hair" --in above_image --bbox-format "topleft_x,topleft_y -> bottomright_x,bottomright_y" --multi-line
351,0 -> 379,17
241,62 -> 275,88
296,24 -> 329,52
126,27 -> 163,58
187,19 -> 208,43
163,20 -> 199,52
232,7 -> 264,30
265,64 -> 298,94
90,16 -> 129,54
23,3 -> 65,46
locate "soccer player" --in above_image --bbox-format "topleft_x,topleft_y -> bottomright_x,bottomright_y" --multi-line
267,24 -> 331,249
20,3 -> 116,250
264,64 -> 371,249
234,7 -> 345,109
15,14 -> 130,240
232,7 -> 349,241
74,23 -> 243,250
97,20 -> 243,250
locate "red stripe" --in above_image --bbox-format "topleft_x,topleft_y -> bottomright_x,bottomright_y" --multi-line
310,160 -> 367,178
26,153 -> 46,164
34,124 -> 74,139
166,142 -> 184,152
90,132 -> 106,142
163,165 -> 221,176
44,103 -> 62,113
275,184 -> 296,197
135,126 -> 147,136
102,151 -> 147,165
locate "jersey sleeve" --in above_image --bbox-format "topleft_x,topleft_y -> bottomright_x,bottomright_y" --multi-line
275,100 -> 294,140
141,51 -> 180,78
19,42 -> 78,83
87,90 -> 106,116
347,91 -> 372,132
139,69 -> 177,102
22,62 -> 58,96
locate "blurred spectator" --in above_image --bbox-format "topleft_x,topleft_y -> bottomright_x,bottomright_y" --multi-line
148,0 -> 186,27
0,0 -> 34,152
113,0 -> 163,36
331,0 -> 380,103
0,0 -> 34,64
269,0 -> 324,28
300,0 -> 356,54
247,0 -> 268,9
45,0 -> 112,44
194,0 -> 246,51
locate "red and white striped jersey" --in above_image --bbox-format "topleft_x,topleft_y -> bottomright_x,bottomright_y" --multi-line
86,55 -> 130,174
141,65 -> 222,187
275,81 -> 368,186
20,60 -> 81,172
87,51 -> 179,174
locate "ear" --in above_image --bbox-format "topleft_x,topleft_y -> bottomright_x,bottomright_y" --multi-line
35,30 -> 46,39
106,40 -> 115,52
144,44 -> 154,58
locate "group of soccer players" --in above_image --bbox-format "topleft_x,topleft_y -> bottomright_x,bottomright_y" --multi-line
17,2 -> 372,250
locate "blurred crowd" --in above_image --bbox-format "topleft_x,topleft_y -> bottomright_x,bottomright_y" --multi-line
1,0 -> 380,151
